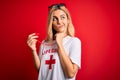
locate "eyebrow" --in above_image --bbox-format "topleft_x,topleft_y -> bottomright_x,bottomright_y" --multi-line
60,14 -> 66,17
53,14 -> 66,18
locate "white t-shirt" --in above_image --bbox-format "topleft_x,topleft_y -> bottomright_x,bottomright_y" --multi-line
38,36 -> 81,80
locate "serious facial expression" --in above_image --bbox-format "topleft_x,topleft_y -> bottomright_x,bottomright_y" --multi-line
52,10 -> 68,33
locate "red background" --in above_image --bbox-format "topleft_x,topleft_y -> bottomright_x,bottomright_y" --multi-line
0,0 -> 120,80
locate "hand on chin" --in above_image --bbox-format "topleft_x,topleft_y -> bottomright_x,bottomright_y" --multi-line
54,31 -> 67,46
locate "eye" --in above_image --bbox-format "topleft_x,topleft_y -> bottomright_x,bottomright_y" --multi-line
53,17 -> 57,21
61,16 -> 65,20
60,15 -> 66,20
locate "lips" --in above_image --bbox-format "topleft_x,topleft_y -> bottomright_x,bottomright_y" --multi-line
58,25 -> 64,28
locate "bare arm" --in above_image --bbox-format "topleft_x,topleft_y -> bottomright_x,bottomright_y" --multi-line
55,33 -> 79,78
27,33 -> 40,71
57,44 -> 78,78
32,50 -> 40,71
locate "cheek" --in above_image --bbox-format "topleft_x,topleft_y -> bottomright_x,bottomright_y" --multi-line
52,25 -> 58,31
52,21 -> 57,27
65,21 -> 68,27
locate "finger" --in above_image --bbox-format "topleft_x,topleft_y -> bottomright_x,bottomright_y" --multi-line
28,32 -> 40,39
29,33 -> 40,38
27,33 -> 40,45
28,38 -> 37,45
28,35 -> 39,41
29,39 -> 36,44
28,33 -> 36,38
28,39 -> 37,46
30,35 -> 39,39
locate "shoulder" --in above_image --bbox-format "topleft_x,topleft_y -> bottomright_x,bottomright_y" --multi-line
71,37 -> 81,44
66,36 -> 81,47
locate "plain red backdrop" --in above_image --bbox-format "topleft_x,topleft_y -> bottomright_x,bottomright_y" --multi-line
0,0 -> 120,80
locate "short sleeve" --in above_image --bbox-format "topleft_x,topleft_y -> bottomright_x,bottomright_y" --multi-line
69,37 -> 81,69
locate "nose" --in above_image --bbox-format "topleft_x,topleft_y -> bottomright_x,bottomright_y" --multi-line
57,19 -> 62,24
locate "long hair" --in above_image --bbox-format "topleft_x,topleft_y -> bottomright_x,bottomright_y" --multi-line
46,4 -> 75,41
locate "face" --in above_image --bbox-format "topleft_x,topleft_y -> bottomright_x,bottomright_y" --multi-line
52,10 -> 69,33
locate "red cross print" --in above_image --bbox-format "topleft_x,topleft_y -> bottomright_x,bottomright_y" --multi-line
45,55 -> 56,69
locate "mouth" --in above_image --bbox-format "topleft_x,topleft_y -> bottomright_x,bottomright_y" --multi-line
58,25 -> 64,28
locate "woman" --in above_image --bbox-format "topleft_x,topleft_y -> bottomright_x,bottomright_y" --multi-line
27,3 -> 81,80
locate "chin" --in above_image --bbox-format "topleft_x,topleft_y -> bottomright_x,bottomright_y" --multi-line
57,29 -> 65,33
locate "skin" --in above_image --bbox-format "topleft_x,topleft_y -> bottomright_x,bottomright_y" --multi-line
27,9 -> 78,78
27,33 -> 40,71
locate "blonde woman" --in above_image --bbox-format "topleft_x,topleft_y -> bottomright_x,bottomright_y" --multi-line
27,3 -> 81,80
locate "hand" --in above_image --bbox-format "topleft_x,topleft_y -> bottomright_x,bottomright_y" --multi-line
55,33 -> 65,46
27,33 -> 39,52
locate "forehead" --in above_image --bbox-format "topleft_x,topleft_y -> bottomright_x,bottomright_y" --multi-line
53,10 -> 66,16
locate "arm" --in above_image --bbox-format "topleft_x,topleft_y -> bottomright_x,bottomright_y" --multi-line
55,33 -> 79,78
27,33 -> 40,71
32,50 -> 40,71
57,44 -> 78,78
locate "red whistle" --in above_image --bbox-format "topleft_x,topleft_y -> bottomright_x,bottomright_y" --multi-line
35,33 -> 40,36
35,33 -> 41,42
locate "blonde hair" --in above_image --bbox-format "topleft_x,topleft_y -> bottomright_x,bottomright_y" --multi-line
46,5 -> 75,41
